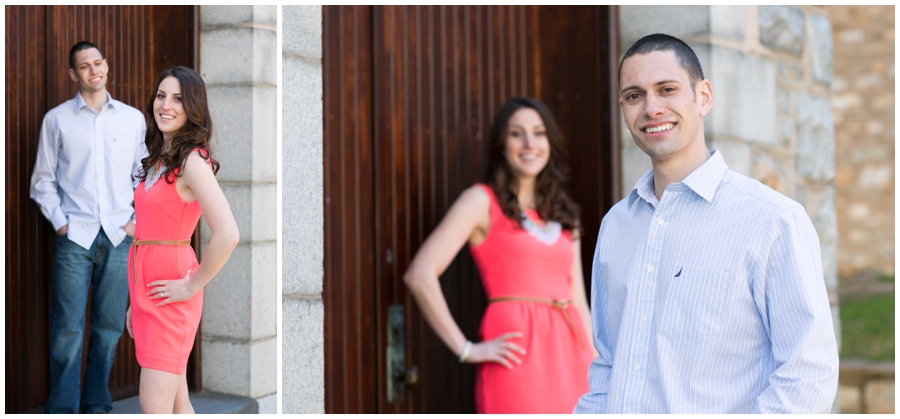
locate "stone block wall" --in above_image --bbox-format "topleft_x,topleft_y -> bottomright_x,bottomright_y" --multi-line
198,5 -> 278,400
839,361 -> 895,413
618,6 -> 840,410
825,6 -> 895,281
281,5 -> 325,414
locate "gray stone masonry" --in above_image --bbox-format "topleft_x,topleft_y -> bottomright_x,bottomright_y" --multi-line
795,91 -> 836,181
282,5 -> 325,414
808,13 -> 833,86
619,6 -> 840,411
759,6 -> 805,56
706,44 -> 777,145
197,5 -> 277,400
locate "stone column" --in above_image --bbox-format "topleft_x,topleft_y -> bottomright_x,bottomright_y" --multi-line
281,5 -> 325,414
618,5 -> 840,412
197,5 -> 278,402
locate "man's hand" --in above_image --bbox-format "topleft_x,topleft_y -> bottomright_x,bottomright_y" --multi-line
122,220 -> 135,237
57,225 -> 68,235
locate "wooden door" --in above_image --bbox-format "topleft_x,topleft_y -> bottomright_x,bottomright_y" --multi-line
323,5 -> 618,413
5,5 -> 197,413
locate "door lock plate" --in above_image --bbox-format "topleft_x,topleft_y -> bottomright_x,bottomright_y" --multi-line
387,305 -> 405,404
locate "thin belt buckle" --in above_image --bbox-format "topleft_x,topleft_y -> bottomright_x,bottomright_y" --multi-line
131,236 -> 191,284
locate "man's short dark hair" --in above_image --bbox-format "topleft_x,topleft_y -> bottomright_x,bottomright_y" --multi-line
619,33 -> 704,88
69,41 -> 103,70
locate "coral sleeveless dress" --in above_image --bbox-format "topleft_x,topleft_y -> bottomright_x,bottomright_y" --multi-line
468,183 -> 592,413
128,160 -> 204,375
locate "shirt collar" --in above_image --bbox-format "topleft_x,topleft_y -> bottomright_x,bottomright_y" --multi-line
73,91 -> 117,113
627,167 -> 656,209
627,150 -> 729,209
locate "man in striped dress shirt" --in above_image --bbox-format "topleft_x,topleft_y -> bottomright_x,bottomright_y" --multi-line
574,34 -> 839,413
30,41 -> 147,414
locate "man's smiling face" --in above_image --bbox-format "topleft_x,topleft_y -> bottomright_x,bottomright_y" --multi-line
618,50 -> 712,164
68,47 -> 108,93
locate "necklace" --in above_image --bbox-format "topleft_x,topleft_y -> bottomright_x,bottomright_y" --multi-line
521,208 -> 550,232
520,209 -> 562,245
148,160 -> 163,182
144,160 -> 168,191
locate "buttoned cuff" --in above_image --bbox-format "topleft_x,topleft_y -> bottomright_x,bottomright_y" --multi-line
50,212 -> 68,232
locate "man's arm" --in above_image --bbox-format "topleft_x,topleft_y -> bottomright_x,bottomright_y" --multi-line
573,223 -> 613,413
751,206 -> 839,413
126,123 -> 148,231
29,115 -> 67,232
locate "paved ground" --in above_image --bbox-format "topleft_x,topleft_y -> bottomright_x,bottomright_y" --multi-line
110,391 -> 258,414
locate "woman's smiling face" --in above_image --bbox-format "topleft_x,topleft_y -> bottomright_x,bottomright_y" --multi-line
504,107 -> 550,181
153,76 -> 187,140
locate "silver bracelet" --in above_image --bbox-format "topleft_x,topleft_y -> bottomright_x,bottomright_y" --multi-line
458,340 -> 473,363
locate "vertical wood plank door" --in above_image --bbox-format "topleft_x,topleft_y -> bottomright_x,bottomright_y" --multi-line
323,5 -> 617,413
5,5 -> 196,413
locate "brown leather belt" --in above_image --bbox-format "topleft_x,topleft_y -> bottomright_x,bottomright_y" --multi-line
131,237 -> 191,284
488,297 -> 586,350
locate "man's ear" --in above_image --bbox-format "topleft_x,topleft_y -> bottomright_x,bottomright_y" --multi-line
697,79 -> 714,117
68,68 -> 78,83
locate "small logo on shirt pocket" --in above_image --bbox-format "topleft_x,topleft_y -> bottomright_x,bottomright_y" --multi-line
660,265 -> 729,338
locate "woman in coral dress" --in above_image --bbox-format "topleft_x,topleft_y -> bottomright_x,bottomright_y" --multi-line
404,97 -> 595,413
125,66 -> 239,414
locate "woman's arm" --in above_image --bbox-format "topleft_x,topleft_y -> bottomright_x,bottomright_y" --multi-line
403,185 -> 526,369
570,237 -> 599,357
149,151 -> 239,306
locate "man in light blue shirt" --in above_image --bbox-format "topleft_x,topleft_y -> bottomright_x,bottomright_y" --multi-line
574,34 -> 838,413
30,41 -> 147,414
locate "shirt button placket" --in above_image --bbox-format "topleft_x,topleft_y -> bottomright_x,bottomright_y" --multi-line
96,117 -> 105,223
632,198 -> 668,397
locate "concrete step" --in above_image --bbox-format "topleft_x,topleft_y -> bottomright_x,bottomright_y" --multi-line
110,391 -> 258,414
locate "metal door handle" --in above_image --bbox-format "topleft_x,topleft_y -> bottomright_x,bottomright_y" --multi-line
404,365 -> 420,387
387,305 -> 414,404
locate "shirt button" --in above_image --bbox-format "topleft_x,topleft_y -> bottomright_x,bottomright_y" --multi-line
647,266 -> 654,273
641,315 -> 647,322
657,218 -> 664,224
634,364 -> 641,371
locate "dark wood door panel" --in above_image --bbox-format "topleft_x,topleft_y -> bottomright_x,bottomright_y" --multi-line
537,6 -> 620,289
5,6 -> 196,413
322,5 -> 379,414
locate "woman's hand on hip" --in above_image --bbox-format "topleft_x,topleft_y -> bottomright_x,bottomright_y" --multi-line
465,332 -> 526,369
147,269 -> 198,306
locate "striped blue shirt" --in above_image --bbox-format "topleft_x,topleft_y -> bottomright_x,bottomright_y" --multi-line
30,91 -> 146,249
574,150 -> 838,413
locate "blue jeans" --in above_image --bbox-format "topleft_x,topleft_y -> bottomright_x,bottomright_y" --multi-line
44,229 -> 131,414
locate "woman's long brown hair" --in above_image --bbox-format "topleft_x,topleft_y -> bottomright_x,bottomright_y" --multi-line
139,66 -> 219,183
483,97 -> 581,235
